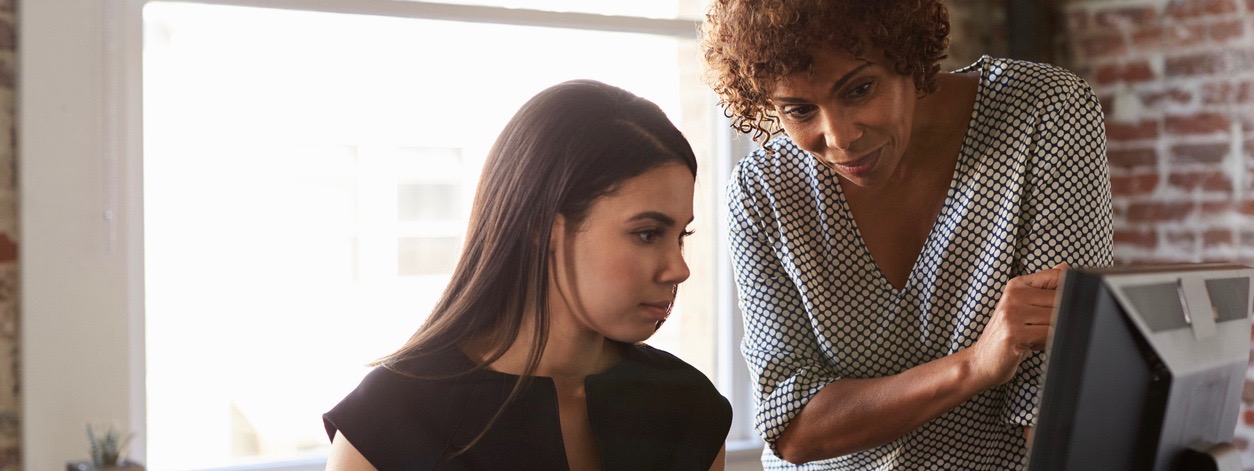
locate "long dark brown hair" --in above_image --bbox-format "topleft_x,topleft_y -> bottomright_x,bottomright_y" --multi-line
376,79 -> 698,453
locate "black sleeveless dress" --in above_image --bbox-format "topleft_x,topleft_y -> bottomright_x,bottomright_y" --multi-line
323,344 -> 732,470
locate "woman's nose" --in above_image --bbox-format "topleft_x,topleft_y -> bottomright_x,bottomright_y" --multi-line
822,111 -> 862,151
659,246 -> 690,285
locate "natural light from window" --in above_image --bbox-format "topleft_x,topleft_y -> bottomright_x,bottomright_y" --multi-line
142,2 -> 718,469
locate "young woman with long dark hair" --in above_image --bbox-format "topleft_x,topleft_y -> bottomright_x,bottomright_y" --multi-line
323,80 -> 732,470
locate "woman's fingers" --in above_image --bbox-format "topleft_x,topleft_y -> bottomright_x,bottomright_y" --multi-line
1003,283 -> 1060,310
1013,267 -> 1065,291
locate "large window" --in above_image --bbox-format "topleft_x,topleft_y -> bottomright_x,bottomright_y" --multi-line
135,2 -> 752,470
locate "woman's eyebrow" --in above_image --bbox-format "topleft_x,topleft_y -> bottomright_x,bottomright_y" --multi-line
627,211 -> 694,226
769,62 -> 874,103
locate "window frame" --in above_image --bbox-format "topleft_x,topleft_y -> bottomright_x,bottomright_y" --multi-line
20,0 -> 761,469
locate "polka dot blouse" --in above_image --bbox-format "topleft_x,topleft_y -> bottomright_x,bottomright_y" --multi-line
727,56 -> 1114,470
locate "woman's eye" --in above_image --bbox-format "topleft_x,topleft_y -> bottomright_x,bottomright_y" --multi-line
636,230 -> 661,244
846,81 -> 873,100
781,105 -> 815,121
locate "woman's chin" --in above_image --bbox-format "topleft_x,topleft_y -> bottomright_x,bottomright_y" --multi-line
603,326 -> 659,345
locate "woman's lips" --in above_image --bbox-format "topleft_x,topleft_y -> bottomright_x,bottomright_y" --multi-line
640,302 -> 671,321
830,147 -> 881,178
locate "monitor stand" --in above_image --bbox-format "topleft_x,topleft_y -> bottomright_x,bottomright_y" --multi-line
1178,443 -> 1242,471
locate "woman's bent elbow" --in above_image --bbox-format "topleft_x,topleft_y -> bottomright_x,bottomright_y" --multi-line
774,435 -> 815,465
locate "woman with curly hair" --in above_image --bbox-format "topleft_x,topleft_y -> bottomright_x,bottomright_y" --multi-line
702,1 -> 1112,469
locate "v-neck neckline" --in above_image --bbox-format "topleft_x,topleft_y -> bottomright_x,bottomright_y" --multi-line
826,56 -> 989,295
451,344 -> 639,471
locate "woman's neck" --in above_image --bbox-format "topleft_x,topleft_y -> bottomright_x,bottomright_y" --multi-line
896,71 -> 979,177
463,310 -> 626,380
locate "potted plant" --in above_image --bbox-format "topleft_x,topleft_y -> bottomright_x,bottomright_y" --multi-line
65,424 -> 144,471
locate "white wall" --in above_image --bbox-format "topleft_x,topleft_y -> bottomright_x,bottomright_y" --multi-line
16,1 -> 764,469
19,0 -> 146,468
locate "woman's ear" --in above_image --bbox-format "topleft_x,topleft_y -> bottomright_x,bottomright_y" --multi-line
548,215 -> 568,252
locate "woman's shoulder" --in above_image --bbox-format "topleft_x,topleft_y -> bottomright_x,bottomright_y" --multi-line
589,344 -> 732,468
628,343 -> 709,375
318,350 -> 479,438
729,134 -> 815,181
959,55 -> 1095,112
961,55 -> 1089,88
322,349 -> 486,465
343,348 -> 479,398
616,344 -> 729,406
728,134 -> 823,210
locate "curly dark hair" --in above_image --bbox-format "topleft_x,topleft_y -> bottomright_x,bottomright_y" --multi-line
700,0 -> 951,144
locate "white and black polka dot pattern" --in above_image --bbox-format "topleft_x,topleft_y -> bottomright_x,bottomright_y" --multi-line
728,56 -> 1114,470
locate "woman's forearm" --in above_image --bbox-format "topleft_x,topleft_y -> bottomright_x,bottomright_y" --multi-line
774,348 -> 992,464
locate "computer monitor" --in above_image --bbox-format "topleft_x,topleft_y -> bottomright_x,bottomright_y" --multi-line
1029,263 -> 1252,471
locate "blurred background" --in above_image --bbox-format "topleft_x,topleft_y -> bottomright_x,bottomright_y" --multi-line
10,0 -> 1254,469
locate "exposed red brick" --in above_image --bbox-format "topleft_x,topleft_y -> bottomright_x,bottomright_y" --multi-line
1167,0 -> 1238,18
1200,80 -> 1254,104
1165,112 -> 1230,135
1112,173 -> 1160,195
1204,200 -> 1236,215
1166,52 -> 1227,76
1139,87 -> 1193,108
1094,64 -> 1119,85
1132,27 -> 1166,49
1123,61 -> 1155,82
1170,142 -> 1229,164
1165,230 -> 1197,247
1114,228 -> 1157,248
1243,380 -> 1254,402
1107,120 -> 1159,141
1095,7 -> 1158,28
1167,23 -> 1207,48
1127,201 -> 1193,222
1209,19 -> 1246,44
1095,64 -> 1121,85
1204,228 -> 1234,246
1081,33 -> 1129,59
1201,81 -> 1229,104
1108,147 -> 1158,170
0,234 -> 15,263
1095,60 -> 1156,85
1168,171 -> 1232,192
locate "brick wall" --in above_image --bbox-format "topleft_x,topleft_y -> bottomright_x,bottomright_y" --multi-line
1055,0 -> 1254,464
0,0 -> 15,469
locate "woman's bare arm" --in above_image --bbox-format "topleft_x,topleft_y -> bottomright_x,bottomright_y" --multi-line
774,268 -> 1062,464
326,431 -> 378,471
707,444 -> 727,471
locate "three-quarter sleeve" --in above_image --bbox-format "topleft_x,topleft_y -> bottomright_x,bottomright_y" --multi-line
727,158 -> 841,457
1003,70 -> 1115,427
